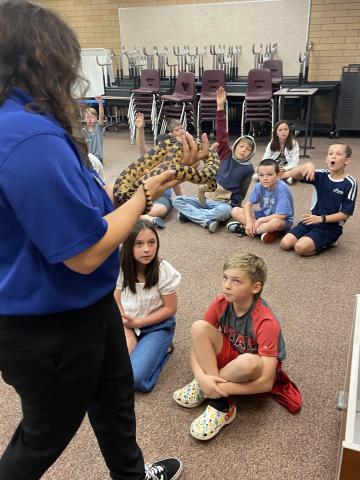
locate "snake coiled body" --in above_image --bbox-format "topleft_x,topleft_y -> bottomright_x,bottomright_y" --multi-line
113,135 -> 220,206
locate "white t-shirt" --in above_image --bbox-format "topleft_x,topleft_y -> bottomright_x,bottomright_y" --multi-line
116,259 -> 181,318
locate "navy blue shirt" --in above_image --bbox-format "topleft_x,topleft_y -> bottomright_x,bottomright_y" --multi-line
0,89 -> 119,315
307,169 -> 357,227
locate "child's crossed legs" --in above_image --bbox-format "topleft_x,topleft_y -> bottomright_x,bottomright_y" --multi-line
231,207 -> 288,237
191,320 -> 263,398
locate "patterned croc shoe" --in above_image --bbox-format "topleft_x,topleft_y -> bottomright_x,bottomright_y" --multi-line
173,379 -> 205,408
190,400 -> 237,440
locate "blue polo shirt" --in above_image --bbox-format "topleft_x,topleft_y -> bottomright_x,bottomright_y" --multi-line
0,88 -> 119,315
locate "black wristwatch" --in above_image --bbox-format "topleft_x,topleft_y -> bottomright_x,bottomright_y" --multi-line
321,215 -> 326,223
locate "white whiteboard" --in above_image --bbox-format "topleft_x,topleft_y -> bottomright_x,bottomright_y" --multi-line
119,0 -> 310,77
79,48 -> 114,98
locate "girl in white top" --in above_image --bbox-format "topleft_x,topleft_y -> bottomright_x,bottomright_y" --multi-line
114,219 -> 181,392
262,120 -> 299,184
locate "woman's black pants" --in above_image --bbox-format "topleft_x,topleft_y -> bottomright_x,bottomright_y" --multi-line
0,293 -> 145,480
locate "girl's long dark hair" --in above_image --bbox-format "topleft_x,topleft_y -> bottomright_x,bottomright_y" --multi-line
0,0 -> 89,160
270,120 -> 294,153
120,220 -> 160,294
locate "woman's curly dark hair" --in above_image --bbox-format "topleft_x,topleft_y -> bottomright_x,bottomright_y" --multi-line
0,0 -> 89,160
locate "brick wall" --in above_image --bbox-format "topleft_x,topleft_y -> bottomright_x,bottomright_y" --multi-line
36,0 -> 360,81
308,0 -> 360,80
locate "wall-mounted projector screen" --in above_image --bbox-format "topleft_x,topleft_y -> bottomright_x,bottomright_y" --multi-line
119,0 -> 310,77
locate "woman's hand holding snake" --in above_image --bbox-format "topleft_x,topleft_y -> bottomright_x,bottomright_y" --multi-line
181,132 -> 209,166
141,170 -> 179,201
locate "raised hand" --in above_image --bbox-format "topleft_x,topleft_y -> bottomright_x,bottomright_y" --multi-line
216,86 -> 226,109
135,112 -> 145,129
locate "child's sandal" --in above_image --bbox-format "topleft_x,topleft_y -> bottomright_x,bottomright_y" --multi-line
190,401 -> 237,441
173,379 -> 205,408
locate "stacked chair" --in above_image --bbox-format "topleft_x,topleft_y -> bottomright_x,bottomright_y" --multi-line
197,69 -> 227,136
241,68 -> 275,136
128,69 -> 161,144
158,71 -> 196,135
263,59 -> 283,92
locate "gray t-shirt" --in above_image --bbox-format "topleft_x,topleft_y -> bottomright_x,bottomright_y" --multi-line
82,123 -> 103,162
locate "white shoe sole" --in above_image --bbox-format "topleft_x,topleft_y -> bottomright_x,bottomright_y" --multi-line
190,405 -> 237,441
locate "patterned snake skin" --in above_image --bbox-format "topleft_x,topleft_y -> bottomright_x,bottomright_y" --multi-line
113,135 -> 220,206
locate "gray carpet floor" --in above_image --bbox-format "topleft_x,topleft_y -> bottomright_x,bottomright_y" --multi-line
1,128 -> 359,480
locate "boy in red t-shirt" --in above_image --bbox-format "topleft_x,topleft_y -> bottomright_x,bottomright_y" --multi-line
173,252 -> 302,440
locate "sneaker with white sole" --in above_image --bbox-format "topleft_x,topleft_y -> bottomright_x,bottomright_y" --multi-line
260,231 -> 281,244
173,379 -> 205,408
152,217 -> 165,229
178,212 -> 189,223
144,457 -> 183,480
286,177 -> 293,185
226,221 -> 246,236
206,220 -> 219,233
190,400 -> 237,441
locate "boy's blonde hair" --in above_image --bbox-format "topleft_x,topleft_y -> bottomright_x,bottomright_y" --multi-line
168,119 -> 182,132
223,252 -> 267,296
329,142 -> 352,158
238,137 -> 254,151
84,107 -> 98,118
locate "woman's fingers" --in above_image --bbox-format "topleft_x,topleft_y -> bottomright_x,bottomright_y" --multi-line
143,170 -> 178,200
181,133 -> 190,162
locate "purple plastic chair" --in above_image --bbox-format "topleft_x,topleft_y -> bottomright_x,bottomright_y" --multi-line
241,68 -> 274,135
197,70 -> 228,135
263,60 -> 283,91
158,72 -> 196,134
128,69 -> 161,143
132,69 -> 160,93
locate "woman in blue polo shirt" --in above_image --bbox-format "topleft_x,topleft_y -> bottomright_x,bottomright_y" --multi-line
0,2 -> 187,480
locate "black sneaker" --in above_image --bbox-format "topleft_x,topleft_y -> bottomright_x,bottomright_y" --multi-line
178,212 -> 189,223
152,217 -> 166,229
144,457 -> 183,480
226,221 -> 246,236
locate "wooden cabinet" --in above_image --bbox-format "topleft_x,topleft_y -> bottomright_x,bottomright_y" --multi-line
337,295 -> 360,480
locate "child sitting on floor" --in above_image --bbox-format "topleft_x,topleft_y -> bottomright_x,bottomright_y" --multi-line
173,252 -> 302,441
280,142 -> 357,256
172,86 -> 256,233
227,158 -> 294,243
259,120 -> 299,185
114,220 -> 181,392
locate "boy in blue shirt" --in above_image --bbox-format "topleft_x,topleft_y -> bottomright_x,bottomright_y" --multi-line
227,158 -> 294,243
280,143 -> 357,256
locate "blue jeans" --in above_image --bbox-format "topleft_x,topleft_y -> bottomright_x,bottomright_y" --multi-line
172,196 -> 232,227
130,316 -> 175,392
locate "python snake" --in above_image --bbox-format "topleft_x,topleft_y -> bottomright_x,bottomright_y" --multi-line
113,135 -> 220,206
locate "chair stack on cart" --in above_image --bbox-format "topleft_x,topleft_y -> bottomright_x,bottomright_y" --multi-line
197,69 -> 228,136
241,68 -> 275,136
158,71 -> 197,135
128,69 -> 161,144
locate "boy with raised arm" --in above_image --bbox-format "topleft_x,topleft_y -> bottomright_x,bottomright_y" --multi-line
172,87 -> 256,233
